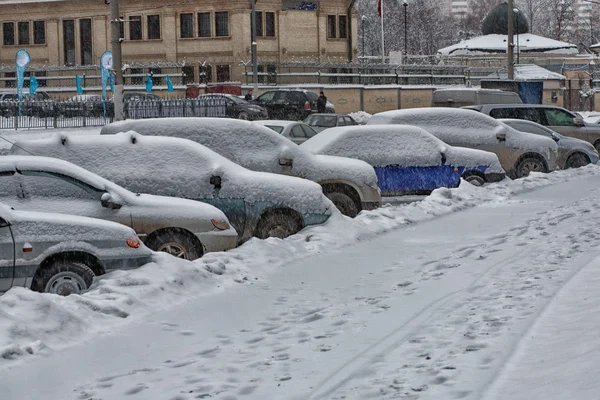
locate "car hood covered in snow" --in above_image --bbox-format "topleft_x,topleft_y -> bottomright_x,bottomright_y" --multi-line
100,118 -> 378,188
11,132 -> 332,216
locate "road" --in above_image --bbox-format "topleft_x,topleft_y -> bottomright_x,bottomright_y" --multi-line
2,174 -> 600,400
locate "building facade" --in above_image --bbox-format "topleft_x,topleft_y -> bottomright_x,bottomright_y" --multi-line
0,0 -> 358,93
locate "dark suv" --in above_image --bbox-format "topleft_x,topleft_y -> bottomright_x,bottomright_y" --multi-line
253,89 -> 320,120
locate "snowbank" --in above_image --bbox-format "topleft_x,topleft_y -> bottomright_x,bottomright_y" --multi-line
1,166 -> 600,364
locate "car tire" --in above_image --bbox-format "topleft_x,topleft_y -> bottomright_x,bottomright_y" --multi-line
515,156 -> 546,178
565,152 -> 590,169
326,192 -> 359,218
145,230 -> 203,260
238,112 -> 249,120
462,173 -> 485,187
33,261 -> 95,296
255,211 -> 302,240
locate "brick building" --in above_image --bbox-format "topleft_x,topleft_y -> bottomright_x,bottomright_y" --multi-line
0,0 -> 358,92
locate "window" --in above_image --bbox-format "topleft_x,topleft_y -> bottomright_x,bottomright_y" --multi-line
180,13 -> 193,38
182,66 -> 194,84
4,72 -> 15,88
255,11 -> 263,37
80,19 -> 93,66
327,15 -> 336,38
20,172 -> 103,200
265,12 -> 275,37
18,21 -> 29,45
3,22 -> 14,45
338,15 -> 348,39
200,65 -> 212,83
119,16 -> 124,39
130,68 -> 143,85
63,19 -> 75,65
257,91 -> 275,101
216,65 -> 230,82
215,12 -> 229,37
147,15 -> 160,40
150,68 -> 162,85
302,125 -> 317,138
129,16 -> 142,40
291,125 -> 306,138
33,21 -> 45,44
544,109 -> 576,126
198,12 -> 211,37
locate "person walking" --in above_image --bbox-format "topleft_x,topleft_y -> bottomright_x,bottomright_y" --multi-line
244,90 -> 253,101
317,91 -> 327,113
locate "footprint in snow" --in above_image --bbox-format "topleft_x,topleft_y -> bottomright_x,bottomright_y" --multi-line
124,383 -> 148,395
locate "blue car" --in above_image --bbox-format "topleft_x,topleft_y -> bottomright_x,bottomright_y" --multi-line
301,125 -> 506,196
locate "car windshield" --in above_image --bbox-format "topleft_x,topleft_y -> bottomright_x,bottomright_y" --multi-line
264,125 -> 284,134
305,115 -> 337,127
224,95 -> 246,105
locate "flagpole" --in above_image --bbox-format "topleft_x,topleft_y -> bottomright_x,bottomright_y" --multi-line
380,0 -> 385,62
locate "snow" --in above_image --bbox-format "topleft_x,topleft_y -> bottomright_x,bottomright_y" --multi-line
300,125 -> 504,173
99,118 -> 379,187
484,64 -> 566,81
2,166 -> 600,400
10,132 -> 333,216
348,111 -> 372,125
0,126 -> 101,156
438,33 -> 578,56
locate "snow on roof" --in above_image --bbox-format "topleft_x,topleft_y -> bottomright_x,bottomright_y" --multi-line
253,120 -> 297,127
484,64 -> 566,81
438,34 -> 578,56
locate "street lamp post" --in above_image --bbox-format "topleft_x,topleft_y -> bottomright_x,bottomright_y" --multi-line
361,15 -> 367,64
403,0 -> 408,59
251,0 -> 258,95
515,8 -> 520,65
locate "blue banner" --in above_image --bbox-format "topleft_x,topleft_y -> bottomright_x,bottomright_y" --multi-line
76,75 -> 84,94
146,74 -> 153,93
110,74 -> 115,93
15,49 -> 31,101
29,75 -> 38,95
100,51 -> 112,118
166,75 -> 174,92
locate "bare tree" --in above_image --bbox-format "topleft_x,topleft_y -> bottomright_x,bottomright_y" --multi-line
547,0 -> 577,41
516,0 -> 551,34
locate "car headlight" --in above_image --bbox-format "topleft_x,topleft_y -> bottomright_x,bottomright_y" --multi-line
126,237 -> 141,248
211,219 -> 230,230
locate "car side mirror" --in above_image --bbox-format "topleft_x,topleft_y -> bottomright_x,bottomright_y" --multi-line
440,152 -> 447,165
496,132 -> 506,142
210,175 -> 222,189
573,117 -> 584,127
101,193 -> 122,210
279,158 -> 293,167
0,217 -> 9,228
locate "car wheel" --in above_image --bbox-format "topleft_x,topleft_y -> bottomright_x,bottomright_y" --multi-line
565,152 -> 590,169
146,230 -> 203,260
516,157 -> 546,178
462,173 -> 485,187
326,192 -> 359,218
255,211 -> 301,239
238,112 -> 249,120
33,261 -> 95,296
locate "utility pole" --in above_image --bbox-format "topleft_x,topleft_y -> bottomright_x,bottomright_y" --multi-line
251,0 -> 258,95
507,0 -> 515,80
110,0 -> 124,121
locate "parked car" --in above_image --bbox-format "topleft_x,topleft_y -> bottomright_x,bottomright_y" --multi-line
252,89 -> 321,120
0,156 -> 238,259
0,92 -> 52,117
432,88 -> 522,108
367,108 -> 558,179
462,104 -> 600,152
253,120 -> 317,144
101,118 -> 381,218
0,202 -> 153,296
198,93 -> 268,120
59,95 -> 107,117
303,113 -> 358,133
499,119 -> 599,169
11,133 -> 333,241
301,125 -> 505,195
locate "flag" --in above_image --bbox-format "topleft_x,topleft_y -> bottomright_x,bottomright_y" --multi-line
378,0 -> 382,17
29,75 -> 38,95
110,74 -> 115,93
76,75 -> 84,94
166,75 -> 174,92
146,74 -> 153,93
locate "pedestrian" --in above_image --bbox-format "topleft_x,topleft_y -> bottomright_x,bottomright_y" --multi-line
317,90 -> 327,113
245,90 -> 253,101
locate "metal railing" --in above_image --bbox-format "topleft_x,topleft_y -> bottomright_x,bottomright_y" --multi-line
0,97 -> 227,130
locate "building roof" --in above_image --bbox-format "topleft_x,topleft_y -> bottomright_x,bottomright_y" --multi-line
438,34 -> 579,56
484,64 -> 566,81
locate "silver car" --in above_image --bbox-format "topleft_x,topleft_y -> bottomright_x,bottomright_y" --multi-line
303,113 -> 358,133
0,202 -> 153,296
0,156 -> 238,260
500,119 -> 600,169
253,120 -> 318,144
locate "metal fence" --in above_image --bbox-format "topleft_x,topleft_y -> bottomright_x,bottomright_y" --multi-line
0,97 -> 227,130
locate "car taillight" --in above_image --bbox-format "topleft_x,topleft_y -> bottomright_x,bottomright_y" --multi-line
126,238 -> 141,248
212,219 -> 230,231
305,101 -> 311,110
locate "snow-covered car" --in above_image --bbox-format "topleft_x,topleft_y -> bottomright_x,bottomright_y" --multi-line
0,156 -> 238,260
253,120 -> 318,144
101,118 -> 381,218
0,202 -> 153,296
368,108 -> 558,179
11,133 -> 333,241
303,113 -> 358,133
301,125 -> 505,195
500,119 -> 599,169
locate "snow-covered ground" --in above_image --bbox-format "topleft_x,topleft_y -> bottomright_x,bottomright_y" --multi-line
2,166 -> 600,400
